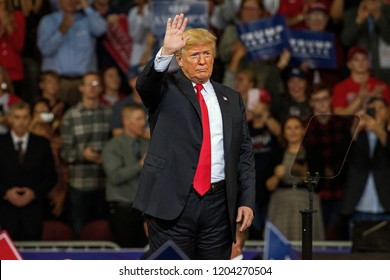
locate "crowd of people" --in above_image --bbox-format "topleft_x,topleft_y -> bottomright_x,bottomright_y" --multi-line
1,0 -> 390,254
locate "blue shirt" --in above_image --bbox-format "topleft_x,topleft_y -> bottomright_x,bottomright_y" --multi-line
37,7 -> 107,76
356,131 -> 385,213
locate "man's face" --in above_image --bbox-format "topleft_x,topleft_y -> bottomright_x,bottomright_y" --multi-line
123,109 -> 146,137
306,11 -> 329,32
235,72 -> 254,97
176,44 -> 214,84
9,108 -> 31,136
309,89 -> 331,114
40,76 -> 60,96
287,77 -> 307,101
80,74 -> 103,100
348,53 -> 370,74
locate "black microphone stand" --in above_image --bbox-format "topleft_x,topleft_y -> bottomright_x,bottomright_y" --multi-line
300,172 -> 319,260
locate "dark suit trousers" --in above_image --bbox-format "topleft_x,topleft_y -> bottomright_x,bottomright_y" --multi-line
108,202 -> 148,248
146,187 -> 232,260
0,201 -> 43,241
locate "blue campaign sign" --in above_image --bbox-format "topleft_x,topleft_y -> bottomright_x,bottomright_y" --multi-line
263,221 -> 299,260
237,16 -> 290,61
151,1 -> 209,40
289,30 -> 336,69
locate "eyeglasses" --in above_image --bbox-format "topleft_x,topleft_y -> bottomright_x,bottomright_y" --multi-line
83,80 -> 102,88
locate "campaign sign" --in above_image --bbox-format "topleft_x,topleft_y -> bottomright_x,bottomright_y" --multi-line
237,16 -> 289,61
263,221 -> 299,260
151,1 -> 208,40
0,230 -> 23,260
289,30 -> 336,69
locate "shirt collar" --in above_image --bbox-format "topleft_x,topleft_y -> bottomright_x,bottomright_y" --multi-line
11,130 -> 29,144
192,80 -> 214,95
78,102 -> 105,111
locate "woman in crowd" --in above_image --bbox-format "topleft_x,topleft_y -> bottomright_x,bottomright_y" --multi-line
30,97 -> 68,219
100,66 -> 125,107
266,116 -> 325,241
0,65 -> 21,134
0,0 -> 25,97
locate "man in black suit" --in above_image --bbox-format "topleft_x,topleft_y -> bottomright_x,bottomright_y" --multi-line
0,102 -> 57,240
133,14 -> 255,259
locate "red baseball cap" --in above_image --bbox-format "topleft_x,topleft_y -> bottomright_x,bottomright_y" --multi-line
347,46 -> 368,61
259,89 -> 271,105
307,1 -> 329,13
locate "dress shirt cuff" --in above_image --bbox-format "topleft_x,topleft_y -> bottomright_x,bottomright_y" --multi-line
154,47 -> 174,72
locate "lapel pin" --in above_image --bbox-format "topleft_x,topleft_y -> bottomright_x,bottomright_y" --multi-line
223,96 -> 228,101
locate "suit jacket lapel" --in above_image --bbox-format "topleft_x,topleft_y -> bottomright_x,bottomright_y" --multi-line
173,71 -> 233,153
173,70 -> 201,119
212,81 -> 232,154
5,133 -> 22,165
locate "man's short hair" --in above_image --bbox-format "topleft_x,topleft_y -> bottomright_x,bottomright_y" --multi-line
121,103 -> 145,118
82,71 -> 100,84
39,70 -> 60,83
176,28 -> 217,57
9,101 -> 31,115
309,83 -> 330,98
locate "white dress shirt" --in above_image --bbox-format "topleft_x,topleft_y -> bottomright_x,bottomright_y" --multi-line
154,49 -> 225,182
11,131 -> 29,153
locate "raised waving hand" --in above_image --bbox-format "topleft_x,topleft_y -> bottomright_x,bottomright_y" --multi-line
161,13 -> 190,56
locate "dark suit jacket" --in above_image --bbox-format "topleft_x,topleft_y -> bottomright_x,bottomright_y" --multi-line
340,130 -> 390,216
0,133 -> 57,239
133,60 -> 256,238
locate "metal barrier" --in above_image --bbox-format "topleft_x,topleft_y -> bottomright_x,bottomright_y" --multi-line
245,240 -> 352,249
15,241 -> 121,250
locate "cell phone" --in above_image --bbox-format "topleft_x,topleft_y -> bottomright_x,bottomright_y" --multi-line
247,88 -> 261,111
366,107 -> 376,118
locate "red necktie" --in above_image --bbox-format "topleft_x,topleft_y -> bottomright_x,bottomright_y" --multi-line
193,83 -> 211,196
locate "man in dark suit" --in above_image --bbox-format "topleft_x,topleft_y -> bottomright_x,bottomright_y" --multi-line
133,14 -> 255,259
0,102 -> 57,240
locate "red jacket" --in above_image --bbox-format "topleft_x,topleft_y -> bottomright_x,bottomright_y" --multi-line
0,11 -> 25,81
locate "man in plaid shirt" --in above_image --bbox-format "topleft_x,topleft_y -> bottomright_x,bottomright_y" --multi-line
61,72 -> 112,237
306,83 -> 354,239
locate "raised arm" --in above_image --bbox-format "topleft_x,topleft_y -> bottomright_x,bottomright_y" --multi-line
161,13 -> 190,55
136,13 -> 190,109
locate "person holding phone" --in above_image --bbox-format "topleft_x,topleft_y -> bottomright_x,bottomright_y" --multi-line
340,95 -> 390,236
60,72 -> 112,237
246,86 -> 280,239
